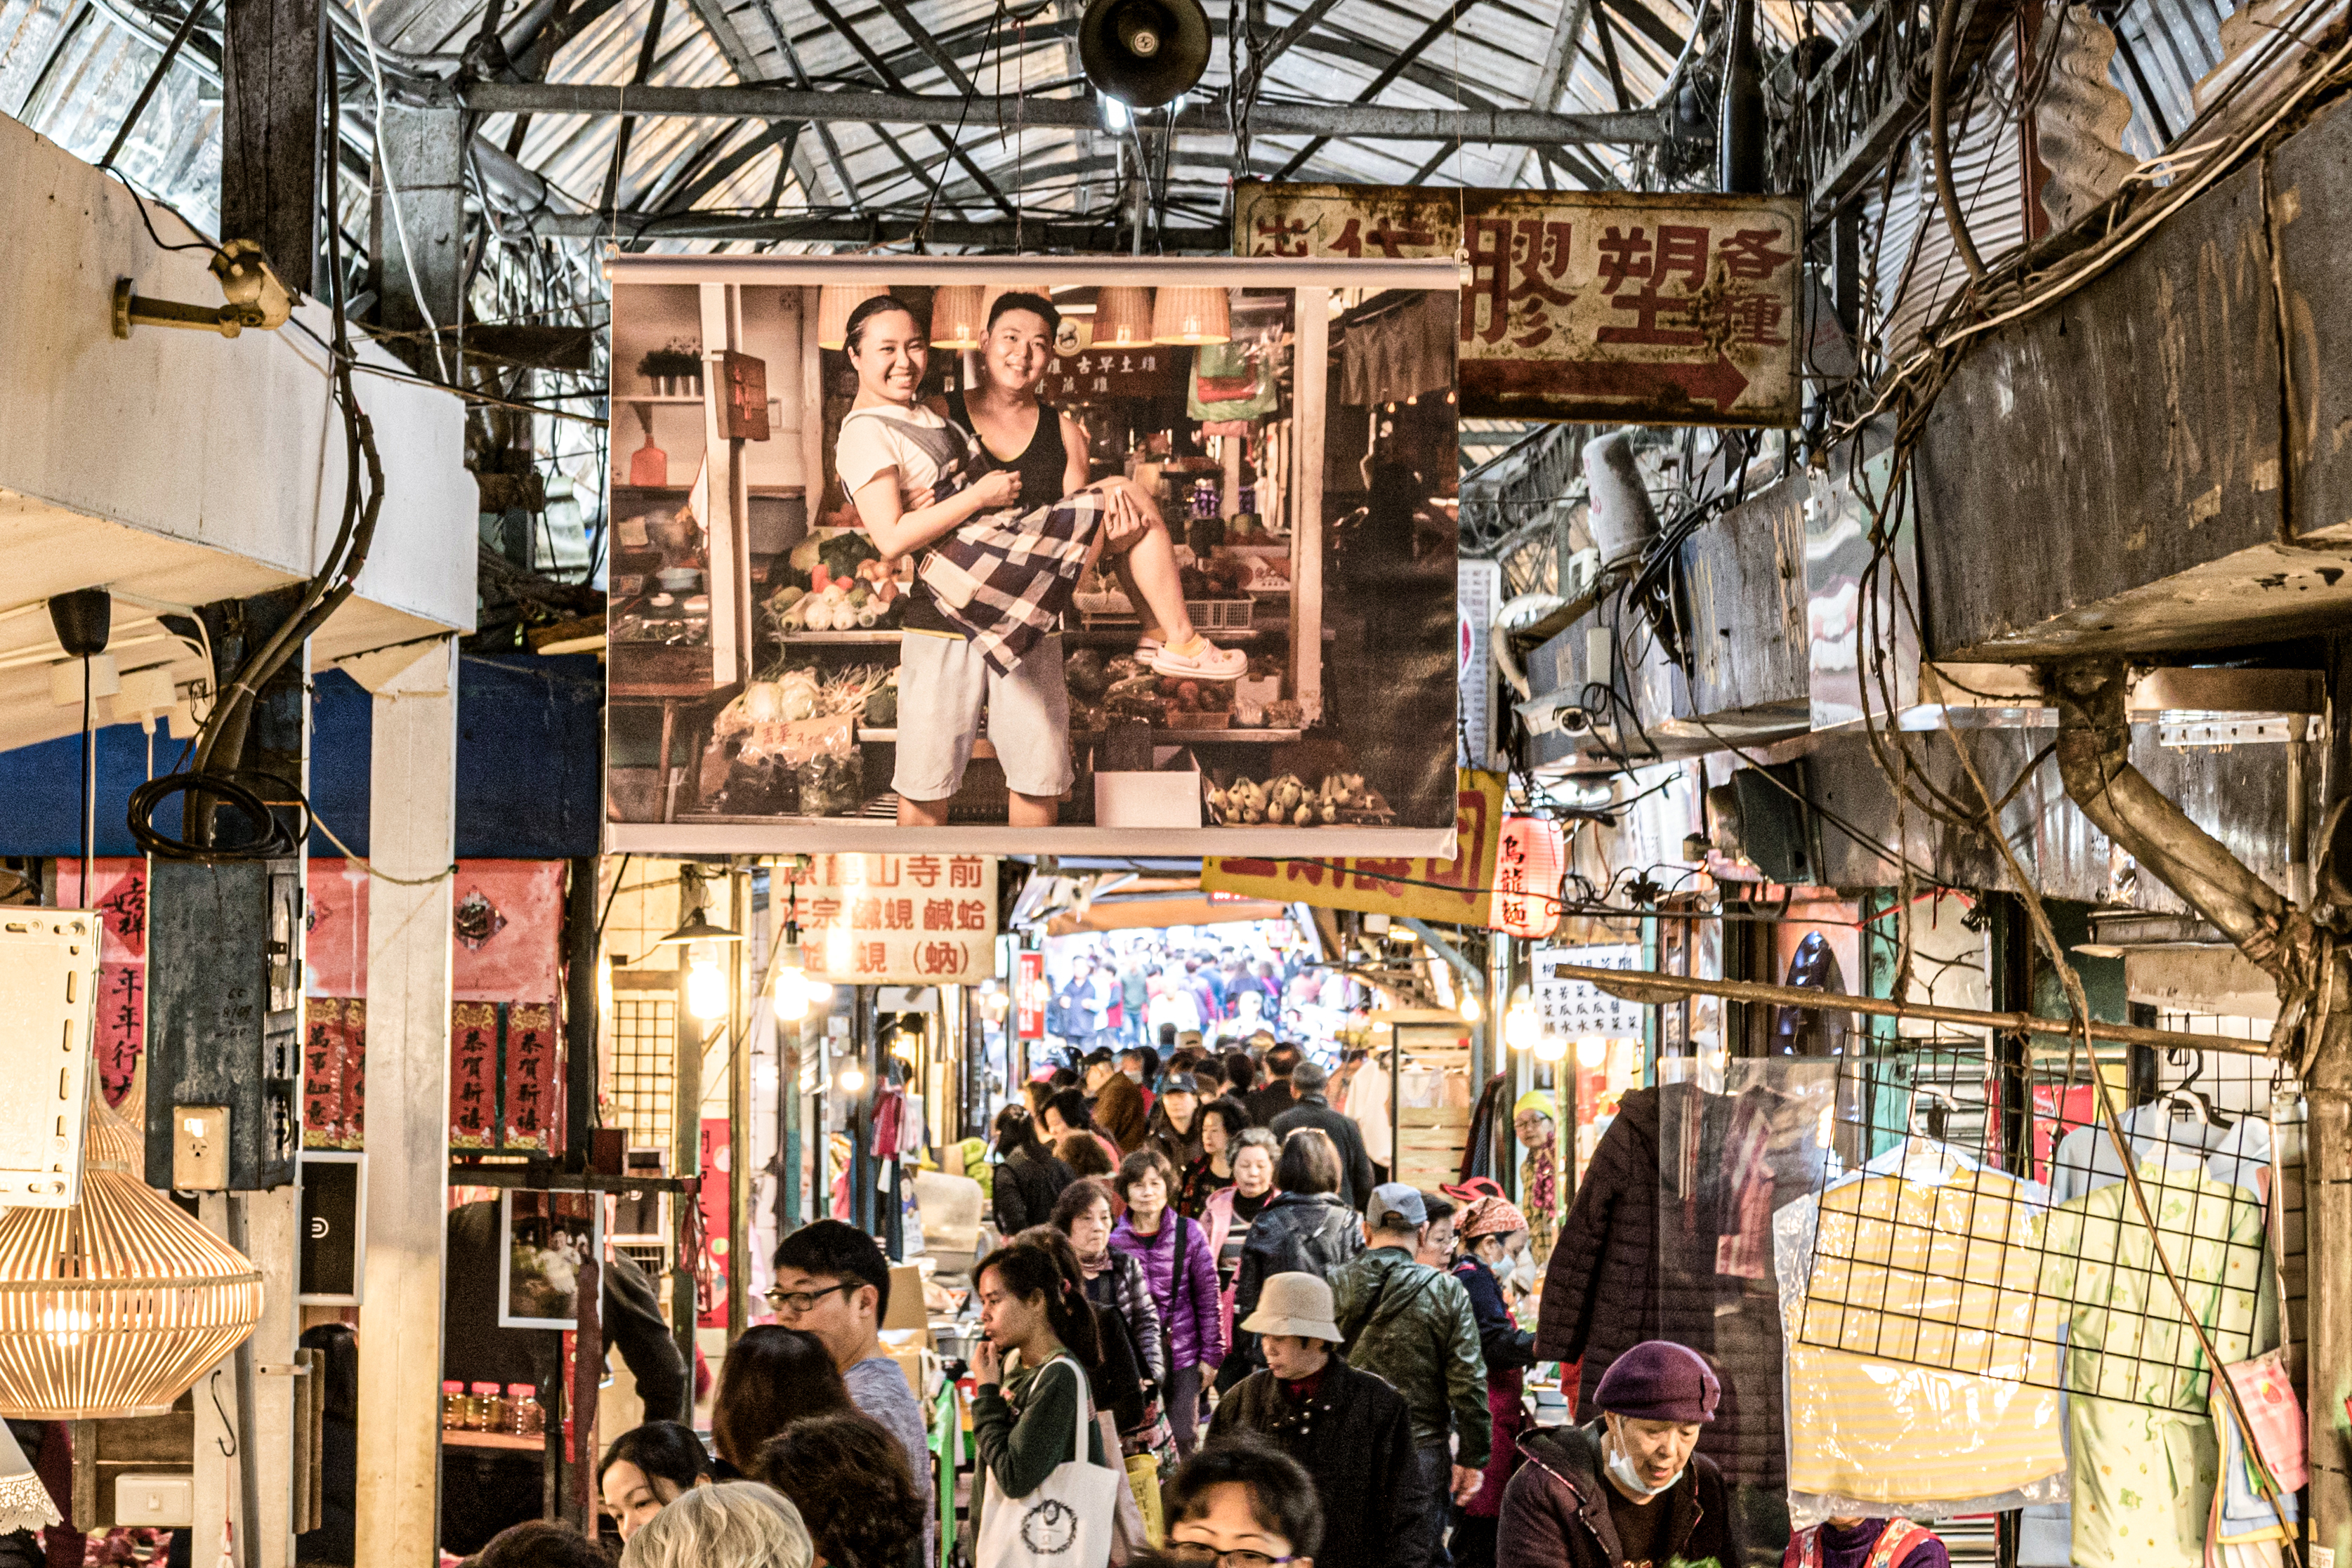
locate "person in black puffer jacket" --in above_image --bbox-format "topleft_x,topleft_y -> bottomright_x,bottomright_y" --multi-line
990,1105 -> 1077,1235
1222,1128 -> 1362,1388
1533,1081 -> 1810,1544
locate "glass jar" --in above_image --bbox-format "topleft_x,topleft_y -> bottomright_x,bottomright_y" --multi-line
508,1383 -> 544,1437
471,1381 -> 506,1432
440,1381 -> 466,1430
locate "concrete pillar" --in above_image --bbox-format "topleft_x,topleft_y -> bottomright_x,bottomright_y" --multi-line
350,640 -> 458,1565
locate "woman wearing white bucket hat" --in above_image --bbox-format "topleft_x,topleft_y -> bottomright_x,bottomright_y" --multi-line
1204,1273 -> 1433,1568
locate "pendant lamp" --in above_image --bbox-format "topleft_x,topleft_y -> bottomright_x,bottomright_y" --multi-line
1091,287 -> 1155,348
928,285 -> 987,349
0,1421 -> 56,1534
0,1097 -> 264,1419
815,283 -> 892,350
1151,286 -> 1230,344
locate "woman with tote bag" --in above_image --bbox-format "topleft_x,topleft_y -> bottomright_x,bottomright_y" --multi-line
972,1240 -> 1124,1568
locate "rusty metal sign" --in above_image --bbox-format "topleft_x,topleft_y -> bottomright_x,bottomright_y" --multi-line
1235,183 -> 1803,428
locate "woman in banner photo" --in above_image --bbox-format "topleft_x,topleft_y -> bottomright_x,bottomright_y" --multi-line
834,292 -> 1245,829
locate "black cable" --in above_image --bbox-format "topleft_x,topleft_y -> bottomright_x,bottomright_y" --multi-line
80,657 -> 93,899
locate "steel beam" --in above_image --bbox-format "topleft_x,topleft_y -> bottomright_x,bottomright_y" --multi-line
452,81 -> 1663,143
543,209 -> 1228,247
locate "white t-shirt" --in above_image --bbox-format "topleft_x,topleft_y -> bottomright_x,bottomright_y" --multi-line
836,402 -> 957,503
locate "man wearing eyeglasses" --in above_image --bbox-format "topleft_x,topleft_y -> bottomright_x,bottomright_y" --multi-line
767,1220 -> 932,1562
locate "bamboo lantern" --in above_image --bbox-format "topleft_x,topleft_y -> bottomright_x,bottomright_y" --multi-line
1152,286 -> 1231,344
815,283 -> 892,350
1091,287 -> 1155,348
928,285 -> 987,348
0,1096 -> 264,1419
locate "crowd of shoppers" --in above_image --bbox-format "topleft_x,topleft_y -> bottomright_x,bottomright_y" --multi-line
534,1024 -> 1924,1568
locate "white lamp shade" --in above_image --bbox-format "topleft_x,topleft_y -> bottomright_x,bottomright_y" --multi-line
0,1421 -> 57,1534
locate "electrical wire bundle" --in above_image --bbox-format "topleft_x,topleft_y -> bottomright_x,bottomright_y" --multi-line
128,62 -> 386,863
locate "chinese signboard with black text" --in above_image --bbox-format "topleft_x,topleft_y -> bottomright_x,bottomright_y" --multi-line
1236,183 -> 1802,426
779,854 -> 1000,984
1534,943 -> 1645,1039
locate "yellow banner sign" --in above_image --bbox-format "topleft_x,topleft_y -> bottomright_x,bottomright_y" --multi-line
1202,771 -> 1503,925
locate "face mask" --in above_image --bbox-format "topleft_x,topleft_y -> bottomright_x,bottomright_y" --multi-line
1605,1428 -> 1681,1502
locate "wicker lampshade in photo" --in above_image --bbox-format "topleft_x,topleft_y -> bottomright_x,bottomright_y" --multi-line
0,1097 -> 263,1420
1152,286 -> 1231,344
815,283 -> 892,350
928,285 -> 987,348
1091,287 -> 1155,348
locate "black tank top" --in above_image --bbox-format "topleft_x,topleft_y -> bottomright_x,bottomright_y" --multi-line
946,388 -> 1067,509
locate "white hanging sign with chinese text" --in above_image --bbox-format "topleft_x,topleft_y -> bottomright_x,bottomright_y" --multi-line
779,854 -> 999,985
1533,942 -> 1645,1040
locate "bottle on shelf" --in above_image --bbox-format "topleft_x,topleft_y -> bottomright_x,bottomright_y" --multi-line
470,1381 -> 506,1432
508,1383 -> 544,1437
628,402 -> 669,489
440,1381 -> 466,1430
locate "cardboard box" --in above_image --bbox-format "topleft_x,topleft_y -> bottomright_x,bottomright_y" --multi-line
884,1263 -> 930,1342
1095,770 -> 1203,828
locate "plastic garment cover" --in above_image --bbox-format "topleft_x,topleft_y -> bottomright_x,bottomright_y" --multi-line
1775,1140 -> 2070,1527
1653,1060 -> 1838,1492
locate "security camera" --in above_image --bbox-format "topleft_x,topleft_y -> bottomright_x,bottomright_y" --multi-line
112,239 -> 295,340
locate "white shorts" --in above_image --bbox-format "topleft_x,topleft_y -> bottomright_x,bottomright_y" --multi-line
893,630 -> 1075,801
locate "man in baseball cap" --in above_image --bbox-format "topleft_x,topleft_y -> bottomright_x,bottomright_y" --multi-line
1205,1273 -> 1431,1568
1496,1340 -> 1740,1568
1328,1184 -> 1490,1564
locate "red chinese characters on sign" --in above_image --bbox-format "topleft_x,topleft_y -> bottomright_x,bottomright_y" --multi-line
303,998 -> 365,1151
781,854 -> 998,985
1235,183 -> 1802,426
504,1003 -> 559,1152
451,1001 -> 499,1149
1492,817 -> 1567,939
58,859 -> 148,1109
1017,951 -> 1046,1039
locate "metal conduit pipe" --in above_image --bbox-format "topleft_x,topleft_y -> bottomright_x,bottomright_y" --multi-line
2052,660 -> 2305,983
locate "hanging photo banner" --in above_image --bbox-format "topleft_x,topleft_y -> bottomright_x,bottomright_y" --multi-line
1533,942 -> 1645,1038
603,255 -> 1462,858
1235,183 -> 1803,427
778,853 -> 1000,984
1201,770 -> 1504,925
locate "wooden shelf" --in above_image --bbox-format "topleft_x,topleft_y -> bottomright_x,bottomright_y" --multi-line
620,394 -> 706,404
1158,728 -> 1304,743
782,630 -> 905,645
443,1429 -> 543,1452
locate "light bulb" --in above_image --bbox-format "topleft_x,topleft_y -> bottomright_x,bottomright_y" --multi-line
42,1306 -> 90,1348
803,977 -> 834,1004
1533,1036 -> 1568,1063
775,976 -> 810,1023
1505,1003 -> 1542,1053
687,956 -> 728,1020
1459,989 -> 1483,1025
838,1064 -> 867,1094
1576,1034 -> 1608,1068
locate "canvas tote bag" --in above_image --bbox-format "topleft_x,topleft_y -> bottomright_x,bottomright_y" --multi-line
977,1355 -> 1121,1568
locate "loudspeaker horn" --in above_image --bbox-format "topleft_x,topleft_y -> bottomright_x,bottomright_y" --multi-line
1079,0 -> 1210,108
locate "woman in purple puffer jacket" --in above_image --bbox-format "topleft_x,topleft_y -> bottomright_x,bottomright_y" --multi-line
1110,1147 -> 1226,1458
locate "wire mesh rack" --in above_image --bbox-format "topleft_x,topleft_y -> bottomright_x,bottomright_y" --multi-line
1789,1029 -> 2297,1414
